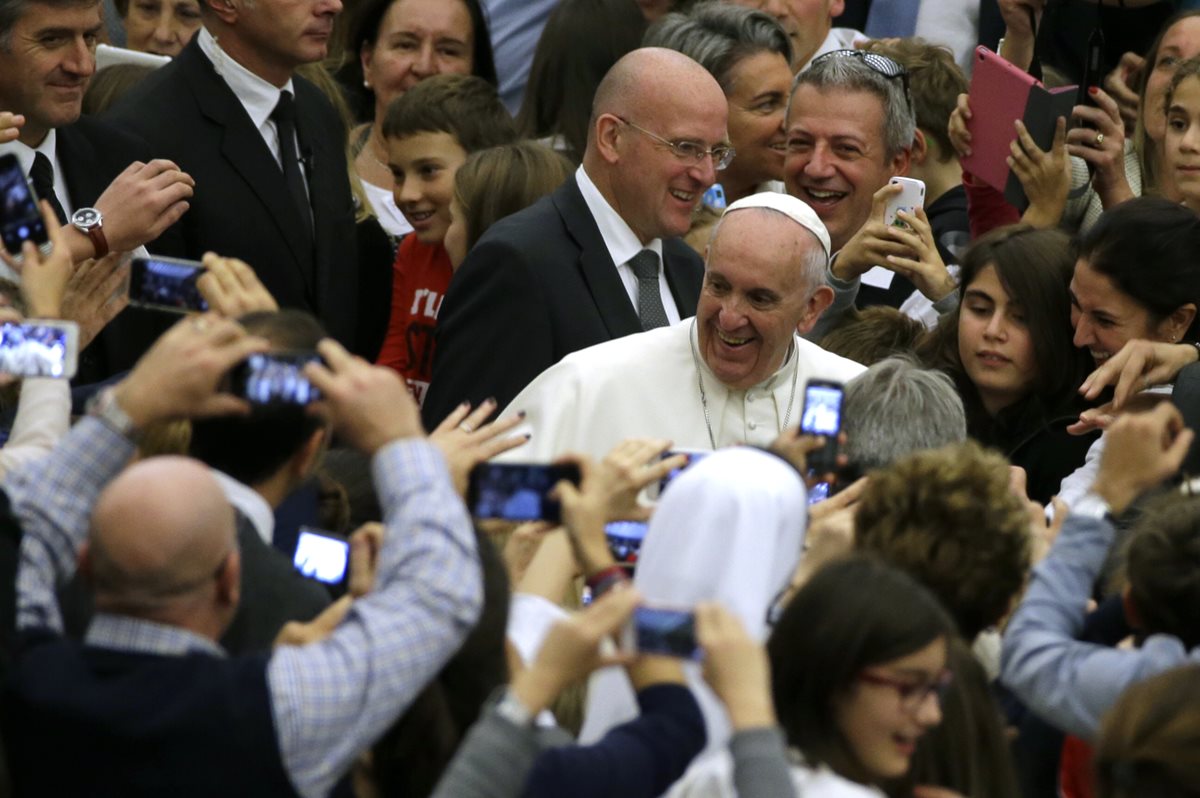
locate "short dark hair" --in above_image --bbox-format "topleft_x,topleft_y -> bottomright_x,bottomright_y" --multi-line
855,441 -> 1032,640
381,73 -> 516,154
187,310 -> 326,487
0,0 -> 98,49
1122,494 -> 1200,649
862,37 -> 968,163
1074,197 -> 1200,343
768,555 -> 954,784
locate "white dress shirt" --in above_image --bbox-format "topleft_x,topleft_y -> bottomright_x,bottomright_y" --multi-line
574,165 -> 684,326
0,131 -> 76,221
210,468 -> 276,545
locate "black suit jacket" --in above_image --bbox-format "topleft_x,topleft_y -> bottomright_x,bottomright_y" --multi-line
103,37 -> 361,349
421,177 -> 705,428
56,117 -> 178,382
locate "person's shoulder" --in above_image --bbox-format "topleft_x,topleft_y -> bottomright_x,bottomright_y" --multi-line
62,114 -> 149,155
795,336 -> 867,380
559,322 -> 688,371
791,762 -> 882,797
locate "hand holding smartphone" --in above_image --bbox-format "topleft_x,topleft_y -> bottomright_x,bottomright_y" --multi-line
292,526 -> 349,595
799,379 -> 844,475
0,153 -> 51,262
622,605 -> 700,660
883,177 -> 925,229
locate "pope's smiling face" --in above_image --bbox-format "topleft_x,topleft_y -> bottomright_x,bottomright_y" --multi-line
696,208 -> 829,390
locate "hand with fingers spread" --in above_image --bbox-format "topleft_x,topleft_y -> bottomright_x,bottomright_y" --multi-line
1079,339 -> 1199,409
696,603 -> 776,730
84,159 -> 195,259
1067,87 -> 1134,207
304,339 -> 424,454
1093,403 -> 1194,515
885,207 -> 956,301
112,313 -> 270,428
15,201 -> 73,318
348,522 -> 384,598
832,183 -> 921,282
197,252 -> 279,318
0,112 -> 23,144
59,253 -> 132,349
1103,52 -> 1144,137
430,399 -> 529,497
509,587 -> 640,716
1009,118 -> 1071,229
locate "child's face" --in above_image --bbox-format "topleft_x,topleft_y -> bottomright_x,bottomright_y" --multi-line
444,194 -> 469,269
1166,74 -> 1200,212
388,131 -> 468,245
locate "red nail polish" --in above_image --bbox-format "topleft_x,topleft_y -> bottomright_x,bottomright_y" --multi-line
1088,86 -> 1099,95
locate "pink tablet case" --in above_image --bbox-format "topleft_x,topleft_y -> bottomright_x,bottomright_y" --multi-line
962,47 -> 1077,211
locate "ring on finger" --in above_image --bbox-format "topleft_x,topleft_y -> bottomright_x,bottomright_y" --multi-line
192,317 -> 210,332
458,422 -> 475,433
1095,132 -> 1105,146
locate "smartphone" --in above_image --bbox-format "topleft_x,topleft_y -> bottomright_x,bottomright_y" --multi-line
466,462 -> 582,522
129,256 -> 208,313
1074,27 -> 1106,132
229,351 -> 322,406
884,176 -> 926,230
657,449 -> 711,497
623,606 -> 700,660
292,526 -> 349,585
0,320 -> 79,379
606,520 -> 648,569
0,153 -> 51,261
799,379 -> 844,474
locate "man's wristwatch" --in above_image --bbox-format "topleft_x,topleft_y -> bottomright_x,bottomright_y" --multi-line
86,387 -> 136,438
70,207 -> 109,258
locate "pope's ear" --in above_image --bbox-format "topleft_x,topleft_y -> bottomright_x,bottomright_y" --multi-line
796,285 -> 835,336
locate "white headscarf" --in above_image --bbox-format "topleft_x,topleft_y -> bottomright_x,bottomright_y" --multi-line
578,447 -> 809,756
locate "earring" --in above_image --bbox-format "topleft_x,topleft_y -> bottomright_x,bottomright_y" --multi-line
363,79 -> 371,89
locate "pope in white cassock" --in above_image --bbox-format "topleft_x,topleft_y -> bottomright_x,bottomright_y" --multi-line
497,192 -> 866,461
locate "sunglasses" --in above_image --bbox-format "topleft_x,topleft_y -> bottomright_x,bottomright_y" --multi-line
810,49 -> 913,113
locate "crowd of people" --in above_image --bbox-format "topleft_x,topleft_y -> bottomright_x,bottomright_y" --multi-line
1,0 -> 1200,795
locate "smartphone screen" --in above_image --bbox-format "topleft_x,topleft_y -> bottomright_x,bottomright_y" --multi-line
657,449 -> 710,497
129,256 -> 209,313
0,321 -> 78,379
230,351 -> 322,406
625,606 -> 700,660
0,153 -> 50,258
466,462 -> 582,522
606,520 -> 648,569
800,380 -> 844,474
292,527 -> 349,585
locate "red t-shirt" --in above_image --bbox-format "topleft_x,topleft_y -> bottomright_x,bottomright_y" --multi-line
375,236 -> 452,407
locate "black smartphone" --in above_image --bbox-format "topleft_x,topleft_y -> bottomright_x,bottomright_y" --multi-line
129,256 -> 209,313
606,520 -> 648,569
0,320 -> 79,379
229,351 -> 322,406
292,526 -> 349,588
1074,27 -> 1106,132
623,606 -> 700,660
0,153 -> 51,260
799,379 -> 845,474
657,449 -> 710,497
466,462 -> 582,522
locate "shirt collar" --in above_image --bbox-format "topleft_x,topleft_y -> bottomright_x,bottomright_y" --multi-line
210,468 -> 275,545
85,612 -> 227,658
198,27 -> 296,131
0,129 -> 58,178
575,165 -> 664,269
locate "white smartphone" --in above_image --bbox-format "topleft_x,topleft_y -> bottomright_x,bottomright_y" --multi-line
883,176 -> 926,229
0,319 -> 79,379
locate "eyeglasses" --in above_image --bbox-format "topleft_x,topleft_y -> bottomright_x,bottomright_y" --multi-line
809,49 -> 913,113
616,116 -> 736,171
858,668 -> 954,711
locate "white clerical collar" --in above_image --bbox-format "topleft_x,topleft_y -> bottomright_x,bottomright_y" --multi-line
210,468 -> 275,545
198,27 -> 296,132
575,165 -> 664,270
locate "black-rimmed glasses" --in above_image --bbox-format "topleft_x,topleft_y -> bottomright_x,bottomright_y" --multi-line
616,116 -> 736,171
810,49 -> 913,113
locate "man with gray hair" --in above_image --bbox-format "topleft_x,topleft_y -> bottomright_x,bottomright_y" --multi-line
841,355 -> 966,480
784,50 -> 957,337
497,192 -> 864,461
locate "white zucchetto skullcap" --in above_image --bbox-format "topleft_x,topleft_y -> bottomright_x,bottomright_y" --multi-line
723,191 -> 831,260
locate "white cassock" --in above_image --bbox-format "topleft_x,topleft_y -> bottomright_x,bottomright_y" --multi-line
497,319 -> 865,462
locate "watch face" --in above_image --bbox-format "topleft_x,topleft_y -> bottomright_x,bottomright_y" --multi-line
72,208 -> 100,228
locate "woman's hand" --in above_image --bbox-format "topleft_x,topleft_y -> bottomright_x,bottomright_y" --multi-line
429,399 -> 528,497
1067,87 -> 1134,207
1010,117 -> 1070,229
696,603 -> 775,730
1079,339 -> 1200,409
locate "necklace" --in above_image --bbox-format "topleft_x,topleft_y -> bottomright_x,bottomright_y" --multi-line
688,318 -> 799,449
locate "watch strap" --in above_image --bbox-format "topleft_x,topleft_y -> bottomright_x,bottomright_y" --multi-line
86,387 -> 136,439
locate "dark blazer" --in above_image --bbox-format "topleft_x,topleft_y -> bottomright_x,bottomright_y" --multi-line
421,177 -> 705,428
220,514 -> 331,656
103,37 -> 361,350
56,117 -> 177,382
